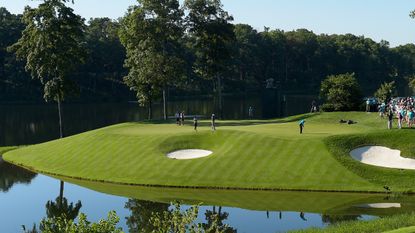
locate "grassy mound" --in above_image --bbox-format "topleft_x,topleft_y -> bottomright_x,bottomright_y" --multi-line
4,112 -> 415,192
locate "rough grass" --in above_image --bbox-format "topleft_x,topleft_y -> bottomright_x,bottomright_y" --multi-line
383,226 -> 415,233
290,213 -> 415,233
4,112 -> 415,192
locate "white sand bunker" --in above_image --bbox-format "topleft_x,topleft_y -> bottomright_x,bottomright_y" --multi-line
167,149 -> 213,160
350,146 -> 415,170
358,203 -> 401,209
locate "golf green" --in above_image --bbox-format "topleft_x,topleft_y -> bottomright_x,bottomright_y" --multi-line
4,112 -> 415,192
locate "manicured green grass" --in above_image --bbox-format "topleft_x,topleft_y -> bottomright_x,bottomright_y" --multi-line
0,146 -> 17,155
383,226 -> 415,233
4,112 -> 415,192
290,213 -> 415,233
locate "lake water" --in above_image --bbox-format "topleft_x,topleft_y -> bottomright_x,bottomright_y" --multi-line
0,95 -> 315,146
2,98 -> 413,232
0,163 -> 392,233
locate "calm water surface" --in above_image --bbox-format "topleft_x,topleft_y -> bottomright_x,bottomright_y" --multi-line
1,98 -> 412,232
1,167 -> 382,233
0,95 -> 314,146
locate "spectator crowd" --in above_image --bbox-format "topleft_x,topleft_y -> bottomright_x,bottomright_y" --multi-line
377,97 -> 415,129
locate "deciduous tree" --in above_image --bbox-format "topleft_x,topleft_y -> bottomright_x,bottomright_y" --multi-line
8,0 -> 86,138
374,81 -> 396,104
320,73 -> 362,111
119,0 -> 185,120
184,0 -> 235,118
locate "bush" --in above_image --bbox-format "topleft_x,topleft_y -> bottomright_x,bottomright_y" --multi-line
23,211 -> 123,233
320,73 -> 362,111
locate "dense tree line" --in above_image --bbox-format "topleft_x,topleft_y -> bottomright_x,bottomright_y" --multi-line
1,2 -> 415,105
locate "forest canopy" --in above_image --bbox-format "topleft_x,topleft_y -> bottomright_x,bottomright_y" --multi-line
1,4 -> 415,103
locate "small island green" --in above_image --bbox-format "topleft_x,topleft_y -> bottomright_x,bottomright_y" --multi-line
4,112 -> 415,193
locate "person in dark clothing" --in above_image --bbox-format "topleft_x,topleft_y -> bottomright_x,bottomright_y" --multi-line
193,117 -> 198,131
211,113 -> 216,131
248,106 -> 254,119
175,112 -> 180,125
180,111 -> 185,125
387,109 -> 393,129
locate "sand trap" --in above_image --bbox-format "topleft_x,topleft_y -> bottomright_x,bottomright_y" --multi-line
350,146 -> 415,170
167,149 -> 213,160
358,203 -> 401,209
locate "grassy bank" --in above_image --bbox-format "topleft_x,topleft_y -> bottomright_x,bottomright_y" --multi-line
0,146 -> 17,156
384,226 -> 415,233
290,213 -> 415,233
55,176 -> 415,217
4,112 -> 415,192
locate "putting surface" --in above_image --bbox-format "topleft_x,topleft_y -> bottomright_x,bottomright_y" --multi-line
4,112 -> 415,192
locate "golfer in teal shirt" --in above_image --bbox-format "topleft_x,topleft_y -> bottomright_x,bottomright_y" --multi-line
299,119 -> 305,134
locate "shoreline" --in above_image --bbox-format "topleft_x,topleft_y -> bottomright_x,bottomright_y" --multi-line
6,159 -> 402,195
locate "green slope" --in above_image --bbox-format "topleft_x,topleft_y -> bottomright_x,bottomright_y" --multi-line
4,112 -> 415,192
384,226 -> 415,233
58,176 -> 415,217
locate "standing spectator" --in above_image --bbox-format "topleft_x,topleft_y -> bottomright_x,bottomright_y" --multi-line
180,111 -> 185,125
175,112 -> 180,125
398,108 -> 404,129
211,113 -> 216,131
310,100 -> 317,113
366,99 -> 371,112
193,117 -> 198,131
387,109 -> 393,129
378,103 -> 386,118
408,108 -> 414,128
248,106 -> 254,119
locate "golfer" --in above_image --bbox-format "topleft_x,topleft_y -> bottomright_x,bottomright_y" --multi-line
211,113 -> 216,131
299,119 -> 305,134
193,117 -> 198,131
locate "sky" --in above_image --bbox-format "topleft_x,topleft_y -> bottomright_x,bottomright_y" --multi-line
1,0 -> 414,47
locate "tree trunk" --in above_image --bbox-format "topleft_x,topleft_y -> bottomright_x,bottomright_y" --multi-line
57,95 -> 64,206
59,180 -> 64,207
57,95 -> 64,207
217,75 -> 223,119
57,96 -> 63,138
163,87 -> 167,120
148,98 -> 153,120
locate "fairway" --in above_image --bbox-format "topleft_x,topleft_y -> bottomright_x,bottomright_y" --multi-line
4,112 -> 415,192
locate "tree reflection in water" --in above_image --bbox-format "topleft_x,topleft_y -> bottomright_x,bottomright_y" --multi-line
124,199 -> 169,233
22,181 -> 82,233
202,206 -> 236,233
0,159 -> 36,192
46,181 -> 82,220
321,214 -> 361,224
125,200 -> 237,233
